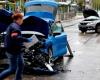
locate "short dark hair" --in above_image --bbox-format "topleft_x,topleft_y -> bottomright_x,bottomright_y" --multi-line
12,13 -> 23,20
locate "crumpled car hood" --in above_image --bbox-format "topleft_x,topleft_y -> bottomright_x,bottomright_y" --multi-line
21,15 -> 49,37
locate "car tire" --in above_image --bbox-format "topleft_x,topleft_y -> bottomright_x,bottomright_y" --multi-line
47,48 -> 64,65
53,56 -> 64,65
95,24 -> 100,33
48,48 -> 53,64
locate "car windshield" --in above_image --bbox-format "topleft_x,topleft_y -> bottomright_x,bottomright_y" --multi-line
26,4 -> 55,14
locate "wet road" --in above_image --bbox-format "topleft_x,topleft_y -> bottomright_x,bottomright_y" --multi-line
4,19 -> 100,80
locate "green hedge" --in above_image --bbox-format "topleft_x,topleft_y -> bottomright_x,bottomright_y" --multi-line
7,0 -> 24,12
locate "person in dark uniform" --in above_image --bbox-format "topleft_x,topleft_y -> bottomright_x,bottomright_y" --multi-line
0,13 -> 31,80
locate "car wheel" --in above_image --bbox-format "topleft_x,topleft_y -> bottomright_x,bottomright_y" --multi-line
48,48 -> 64,64
47,48 -> 64,69
95,24 -> 100,33
54,56 -> 64,64
53,56 -> 64,71
48,48 -> 53,64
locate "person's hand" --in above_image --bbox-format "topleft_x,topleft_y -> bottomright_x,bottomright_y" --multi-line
28,37 -> 32,42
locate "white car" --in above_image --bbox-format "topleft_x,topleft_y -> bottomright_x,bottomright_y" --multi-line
78,16 -> 100,33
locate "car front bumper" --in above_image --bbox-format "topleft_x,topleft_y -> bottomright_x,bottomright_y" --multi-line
78,25 -> 95,30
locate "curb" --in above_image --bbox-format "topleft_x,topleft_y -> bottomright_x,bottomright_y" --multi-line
62,16 -> 83,23
62,16 -> 83,28
64,22 -> 78,28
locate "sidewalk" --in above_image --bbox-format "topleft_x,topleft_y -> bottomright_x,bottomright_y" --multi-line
62,15 -> 84,27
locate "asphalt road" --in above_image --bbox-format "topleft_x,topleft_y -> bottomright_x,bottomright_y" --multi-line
3,18 -> 100,80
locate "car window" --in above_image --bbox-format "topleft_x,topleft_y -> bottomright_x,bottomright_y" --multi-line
51,22 -> 63,33
26,4 -> 54,13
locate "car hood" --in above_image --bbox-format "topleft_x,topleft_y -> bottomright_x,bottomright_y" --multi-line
1,31 -> 45,36
83,9 -> 99,18
80,21 -> 92,24
81,16 -> 100,23
21,15 -> 49,38
85,16 -> 100,20
0,9 -> 50,37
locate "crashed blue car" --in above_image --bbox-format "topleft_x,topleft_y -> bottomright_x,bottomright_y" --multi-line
0,0 -> 68,72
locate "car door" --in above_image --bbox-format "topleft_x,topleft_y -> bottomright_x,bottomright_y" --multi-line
50,21 -> 67,57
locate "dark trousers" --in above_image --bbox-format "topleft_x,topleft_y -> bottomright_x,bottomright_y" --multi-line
0,52 -> 24,80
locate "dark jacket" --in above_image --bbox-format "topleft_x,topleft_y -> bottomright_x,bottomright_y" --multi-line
4,22 -> 28,54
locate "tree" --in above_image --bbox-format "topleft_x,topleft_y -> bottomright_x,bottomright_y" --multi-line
75,0 -> 85,10
8,0 -> 15,3
92,0 -> 100,10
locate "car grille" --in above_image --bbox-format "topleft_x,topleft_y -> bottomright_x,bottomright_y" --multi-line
80,23 -> 88,25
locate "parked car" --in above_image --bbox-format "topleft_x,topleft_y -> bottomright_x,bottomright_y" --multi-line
0,0 -> 68,72
78,9 -> 100,33
78,16 -> 100,33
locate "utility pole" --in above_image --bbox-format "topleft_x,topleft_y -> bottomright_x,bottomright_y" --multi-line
20,0 -> 21,9
85,0 -> 91,9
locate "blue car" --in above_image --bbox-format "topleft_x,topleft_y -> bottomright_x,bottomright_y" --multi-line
0,0 -> 68,72
23,0 -> 67,61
